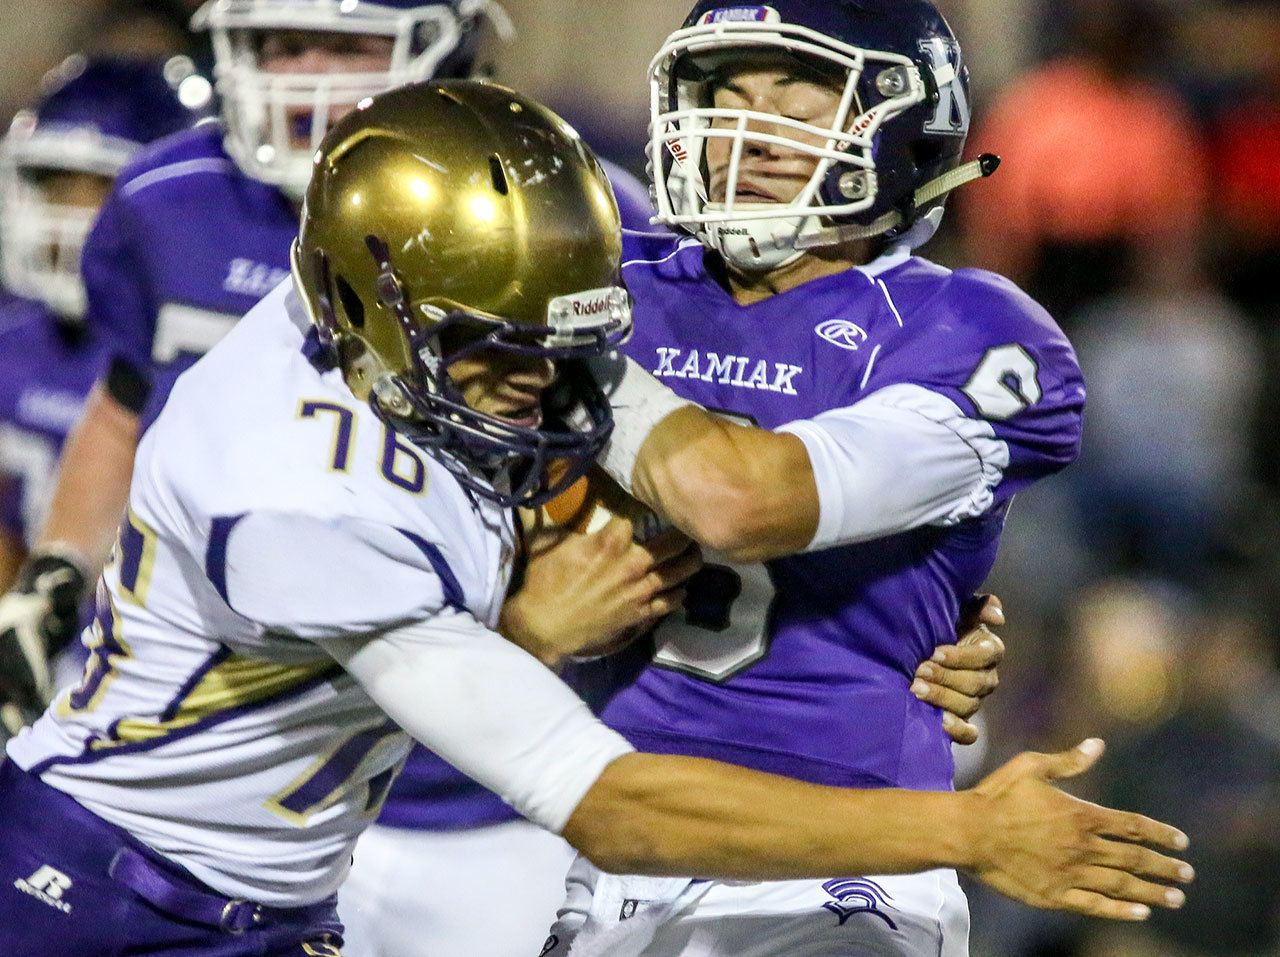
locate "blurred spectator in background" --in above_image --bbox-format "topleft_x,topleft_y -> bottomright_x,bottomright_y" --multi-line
1200,3 -> 1280,510
1093,581 -> 1280,956
971,579 -> 1280,956
961,0 -> 1207,329
1210,5 -> 1280,311
1068,241 -> 1261,583
89,0 -> 195,59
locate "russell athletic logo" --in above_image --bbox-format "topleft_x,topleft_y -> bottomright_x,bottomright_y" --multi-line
821,878 -> 897,929
14,865 -> 73,913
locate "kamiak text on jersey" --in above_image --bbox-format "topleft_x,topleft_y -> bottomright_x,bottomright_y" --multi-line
653,348 -> 803,396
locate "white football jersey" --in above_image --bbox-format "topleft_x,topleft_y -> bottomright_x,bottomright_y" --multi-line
7,281 -> 519,904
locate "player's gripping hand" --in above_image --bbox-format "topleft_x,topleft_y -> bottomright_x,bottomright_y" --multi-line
912,594 -> 1006,745
500,517 -> 702,667
0,551 -> 88,735
966,738 -> 1194,921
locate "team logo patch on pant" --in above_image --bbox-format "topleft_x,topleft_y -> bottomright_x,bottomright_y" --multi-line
821,878 -> 897,929
620,897 -> 655,921
14,864 -> 73,913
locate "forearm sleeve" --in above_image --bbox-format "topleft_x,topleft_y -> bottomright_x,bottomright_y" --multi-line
777,383 -> 1009,551
322,611 -> 635,834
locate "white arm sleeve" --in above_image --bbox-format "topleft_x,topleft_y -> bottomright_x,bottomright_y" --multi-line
320,611 -> 635,834
777,383 -> 1010,552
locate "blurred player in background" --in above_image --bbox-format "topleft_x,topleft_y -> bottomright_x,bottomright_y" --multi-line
0,2 -> 656,954
0,54 -> 206,738
0,83 -> 1193,957
537,1 -> 1177,953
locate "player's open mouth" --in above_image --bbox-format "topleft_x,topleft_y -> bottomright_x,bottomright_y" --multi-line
492,405 -> 542,429
733,183 -> 782,202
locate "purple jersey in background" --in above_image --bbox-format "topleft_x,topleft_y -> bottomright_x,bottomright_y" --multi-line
81,124 -> 298,430
0,298 -> 105,551
80,120 -> 659,831
599,234 -> 1084,792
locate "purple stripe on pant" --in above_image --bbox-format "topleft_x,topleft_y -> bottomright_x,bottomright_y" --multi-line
0,760 -> 345,956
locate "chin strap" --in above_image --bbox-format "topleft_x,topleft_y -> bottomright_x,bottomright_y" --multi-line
796,153 -> 1001,250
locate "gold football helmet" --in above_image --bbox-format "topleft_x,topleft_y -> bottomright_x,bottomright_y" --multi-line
292,79 -> 631,506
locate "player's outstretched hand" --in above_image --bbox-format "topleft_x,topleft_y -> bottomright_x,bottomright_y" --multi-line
500,517 -> 702,667
913,594 -> 1005,745
0,552 -> 88,735
966,738 -> 1194,921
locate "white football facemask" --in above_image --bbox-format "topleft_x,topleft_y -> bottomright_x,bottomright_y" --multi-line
0,120 -> 136,319
193,0 -> 509,200
648,17 -> 927,272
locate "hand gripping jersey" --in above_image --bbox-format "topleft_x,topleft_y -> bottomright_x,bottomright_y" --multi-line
0,299 -> 106,548
5,284 -> 521,902
81,122 -> 658,832
601,234 -> 1085,791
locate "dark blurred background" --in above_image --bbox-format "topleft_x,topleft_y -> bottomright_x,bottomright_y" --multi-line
2,1 -> 1277,953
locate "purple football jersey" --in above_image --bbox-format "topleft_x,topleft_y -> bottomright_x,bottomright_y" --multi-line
0,298 -> 106,548
80,123 -> 659,832
600,235 -> 1085,791
81,125 -> 299,429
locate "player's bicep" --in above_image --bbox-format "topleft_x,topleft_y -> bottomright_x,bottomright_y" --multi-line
778,384 -> 1009,551
321,612 -> 633,833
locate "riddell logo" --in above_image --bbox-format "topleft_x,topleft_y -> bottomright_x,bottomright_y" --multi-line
14,865 -> 73,913
572,298 -> 610,317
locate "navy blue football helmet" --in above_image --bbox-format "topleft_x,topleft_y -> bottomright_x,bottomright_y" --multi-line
192,0 -> 510,198
0,56 -> 209,317
649,0 -> 993,270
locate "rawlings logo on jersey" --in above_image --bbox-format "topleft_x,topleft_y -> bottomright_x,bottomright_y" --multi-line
653,347 -> 802,396
814,319 -> 869,352
821,878 -> 897,929
698,6 -> 781,24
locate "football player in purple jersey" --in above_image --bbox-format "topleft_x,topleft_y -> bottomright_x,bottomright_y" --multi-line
0,55 -> 206,738
0,4 -> 671,955
541,1 -> 1191,952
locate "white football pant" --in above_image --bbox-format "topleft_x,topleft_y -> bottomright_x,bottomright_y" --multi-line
339,818 -> 574,957
542,856 -> 969,957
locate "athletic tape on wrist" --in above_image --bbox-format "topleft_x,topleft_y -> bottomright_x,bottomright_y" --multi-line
590,355 -> 693,493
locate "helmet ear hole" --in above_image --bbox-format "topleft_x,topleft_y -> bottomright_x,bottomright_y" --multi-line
910,139 -> 943,171
488,154 -> 509,195
335,275 -> 366,330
